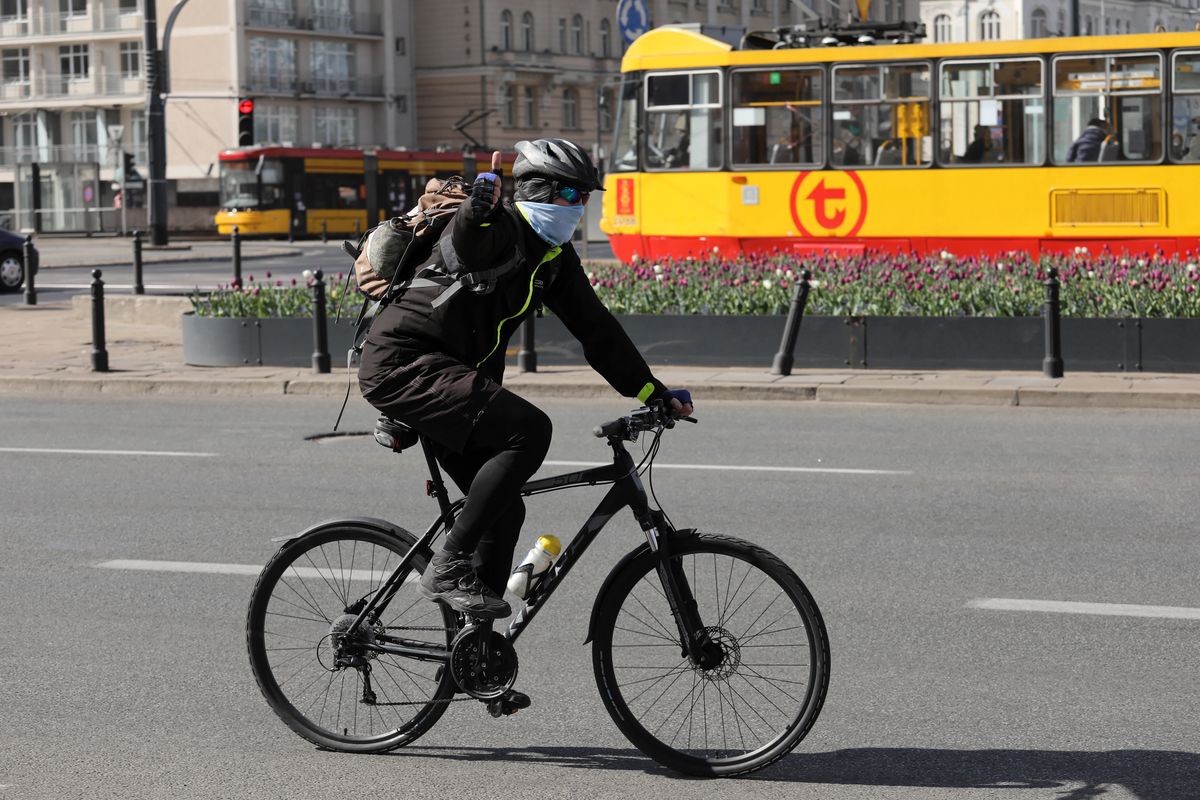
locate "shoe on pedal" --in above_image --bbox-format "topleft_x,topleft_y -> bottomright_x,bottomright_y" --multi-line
487,689 -> 531,718
418,551 -> 511,618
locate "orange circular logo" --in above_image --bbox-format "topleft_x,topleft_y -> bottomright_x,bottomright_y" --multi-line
789,171 -> 868,238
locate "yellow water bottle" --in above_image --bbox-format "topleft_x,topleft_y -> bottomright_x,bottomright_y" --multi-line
506,535 -> 561,599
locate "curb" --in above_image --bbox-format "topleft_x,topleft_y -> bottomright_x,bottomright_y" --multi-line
2,374 -> 1200,410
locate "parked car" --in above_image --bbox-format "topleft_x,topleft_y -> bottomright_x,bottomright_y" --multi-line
0,229 -> 36,293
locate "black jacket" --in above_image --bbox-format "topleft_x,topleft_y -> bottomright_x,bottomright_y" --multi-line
1066,125 -> 1107,162
361,199 -> 667,400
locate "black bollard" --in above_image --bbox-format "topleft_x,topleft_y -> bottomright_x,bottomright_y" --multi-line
518,316 -> 537,373
22,235 -> 36,305
1042,266 -> 1064,378
287,216 -> 295,243
770,268 -> 813,376
353,218 -> 361,237
321,219 -> 328,243
132,229 -> 144,295
311,269 -> 331,374
90,269 -> 109,372
231,225 -> 242,286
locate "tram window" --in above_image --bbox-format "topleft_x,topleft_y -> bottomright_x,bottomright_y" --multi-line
643,70 -> 722,170
1170,51 -> 1200,161
219,158 -> 284,209
610,72 -> 641,172
1052,52 -> 1162,164
730,68 -> 823,167
831,63 -> 931,168
938,58 -> 1045,166
302,173 -> 365,209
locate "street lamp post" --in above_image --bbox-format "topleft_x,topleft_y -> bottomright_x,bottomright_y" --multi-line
144,0 -> 192,247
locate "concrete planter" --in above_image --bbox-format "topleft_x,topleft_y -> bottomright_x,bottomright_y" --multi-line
181,311 -> 1200,373
181,313 -> 357,367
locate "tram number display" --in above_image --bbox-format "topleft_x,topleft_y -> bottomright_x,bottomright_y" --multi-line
789,171 -> 868,238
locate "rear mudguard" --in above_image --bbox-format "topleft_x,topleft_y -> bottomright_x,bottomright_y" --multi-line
271,516 -> 420,548
583,528 -> 698,644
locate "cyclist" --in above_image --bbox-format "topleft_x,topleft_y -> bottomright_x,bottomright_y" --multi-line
358,138 -> 693,622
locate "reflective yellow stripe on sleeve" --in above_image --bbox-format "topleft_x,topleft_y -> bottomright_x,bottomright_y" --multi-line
637,382 -> 656,403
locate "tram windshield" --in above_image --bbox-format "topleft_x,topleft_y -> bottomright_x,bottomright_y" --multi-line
610,72 -> 641,172
219,158 -> 285,210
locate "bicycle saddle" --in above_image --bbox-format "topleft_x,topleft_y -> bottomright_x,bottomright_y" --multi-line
373,417 -> 419,453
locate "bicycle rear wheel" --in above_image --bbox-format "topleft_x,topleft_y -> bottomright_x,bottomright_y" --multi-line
246,523 -> 458,752
591,532 -> 829,777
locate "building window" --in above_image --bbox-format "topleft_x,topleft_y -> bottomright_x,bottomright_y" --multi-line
60,0 -> 86,17
1,0 -> 27,18
751,0 -> 767,11
1031,8 -> 1047,38
1058,10 -> 1065,35
1,48 -> 30,84
314,106 -> 357,145
248,36 -> 297,90
521,12 -> 534,51
599,86 -> 614,130
311,40 -> 354,93
563,87 -> 579,127
523,85 -> 536,127
600,18 -> 611,57
69,110 -> 97,158
558,18 -> 566,53
254,103 -> 298,144
119,0 -> 138,13
500,9 -> 512,50
13,112 -> 37,154
120,41 -> 141,77
397,94 -> 407,113
312,0 -> 352,33
501,84 -> 515,126
980,10 -> 1001,40
59,44 -> 89,80
395,36 -> 406,55
571,14 -> 584,53
933,14 -> 952,42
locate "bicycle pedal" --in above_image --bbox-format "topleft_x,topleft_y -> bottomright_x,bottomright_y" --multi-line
486,698 -> 520,718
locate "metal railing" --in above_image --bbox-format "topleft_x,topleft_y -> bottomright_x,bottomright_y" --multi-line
1,73 -> 146,101
247,72 -> 383,96
0,144 -> 148,168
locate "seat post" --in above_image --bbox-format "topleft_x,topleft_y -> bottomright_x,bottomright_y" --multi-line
419,436 -> 453,517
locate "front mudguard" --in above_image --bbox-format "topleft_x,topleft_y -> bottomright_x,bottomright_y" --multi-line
583,527 -> 699,644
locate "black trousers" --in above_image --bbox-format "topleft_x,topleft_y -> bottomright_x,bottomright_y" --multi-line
360,345 -> 552,594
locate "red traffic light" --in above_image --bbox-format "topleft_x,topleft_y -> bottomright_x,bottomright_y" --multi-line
238,99 -> 255,115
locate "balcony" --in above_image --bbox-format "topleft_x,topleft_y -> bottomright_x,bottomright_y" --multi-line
246,71 -> 383,97
0,9 -> 142,38
245,2 -> 382,36
0,143 -> 147,168
1,73 -> 146,102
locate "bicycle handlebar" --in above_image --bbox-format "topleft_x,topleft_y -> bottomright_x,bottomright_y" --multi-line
593,402 -> 697,440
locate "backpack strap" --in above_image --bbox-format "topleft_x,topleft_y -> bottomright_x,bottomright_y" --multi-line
436,234 -> 526,295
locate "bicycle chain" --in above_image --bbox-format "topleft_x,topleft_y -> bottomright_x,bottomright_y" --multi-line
365,625 -> 471,706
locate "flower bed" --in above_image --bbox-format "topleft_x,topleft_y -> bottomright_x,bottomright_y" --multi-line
188,271 -> 361,319
585,251 -> 1200,318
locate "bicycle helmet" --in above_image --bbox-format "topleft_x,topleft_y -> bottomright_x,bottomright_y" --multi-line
512,138 -> 604,198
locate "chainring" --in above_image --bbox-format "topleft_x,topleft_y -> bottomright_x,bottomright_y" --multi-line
448,625 -> 518,700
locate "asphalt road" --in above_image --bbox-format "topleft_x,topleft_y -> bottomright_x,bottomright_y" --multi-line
1,394 -> 1197,799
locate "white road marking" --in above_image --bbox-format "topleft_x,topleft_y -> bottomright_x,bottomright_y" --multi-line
969,598 -> 1200,620
541,460 -> 911,476
0,447 -> 216,458
95,559 -> 415,583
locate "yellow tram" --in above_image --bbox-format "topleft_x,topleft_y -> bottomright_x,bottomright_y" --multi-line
600,25 -> 1200,262
215,147 -> 514,238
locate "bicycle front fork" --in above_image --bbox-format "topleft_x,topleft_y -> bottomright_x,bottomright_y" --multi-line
643,513 -> 723,670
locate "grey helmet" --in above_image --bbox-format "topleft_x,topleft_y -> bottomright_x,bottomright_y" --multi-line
512,138 -> 603,191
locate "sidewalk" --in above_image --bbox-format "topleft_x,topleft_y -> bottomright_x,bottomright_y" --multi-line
2,298 -> 1199,409
28,236 -> 302,269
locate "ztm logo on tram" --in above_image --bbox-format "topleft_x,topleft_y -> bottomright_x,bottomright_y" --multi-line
789,171 -> 868,239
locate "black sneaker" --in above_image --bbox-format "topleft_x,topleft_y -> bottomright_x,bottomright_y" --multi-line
418,552 -> 511,618
487,689 -> 531,718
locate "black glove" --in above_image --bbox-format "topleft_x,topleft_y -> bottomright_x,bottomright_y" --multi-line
470,172 -> 499,217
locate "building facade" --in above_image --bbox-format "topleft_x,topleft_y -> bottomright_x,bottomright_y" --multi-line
920,0 -> 1200,44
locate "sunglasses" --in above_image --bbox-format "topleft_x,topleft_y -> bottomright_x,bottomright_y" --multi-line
555,184 -> 590,205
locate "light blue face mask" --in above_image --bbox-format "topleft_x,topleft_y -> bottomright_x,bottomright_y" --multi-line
516,201 -> 585,247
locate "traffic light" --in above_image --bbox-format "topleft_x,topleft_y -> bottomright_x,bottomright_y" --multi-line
238,97 -> 255,146
123,151 -> 136,179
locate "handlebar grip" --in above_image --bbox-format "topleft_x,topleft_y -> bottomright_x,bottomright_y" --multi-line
593,418 -> 626,438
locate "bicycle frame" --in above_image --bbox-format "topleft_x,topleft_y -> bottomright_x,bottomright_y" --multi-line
346,431 -> 714,666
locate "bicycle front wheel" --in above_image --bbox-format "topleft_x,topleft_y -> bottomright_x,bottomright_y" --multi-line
592,532 -> 829,777
246,523 -> 458,753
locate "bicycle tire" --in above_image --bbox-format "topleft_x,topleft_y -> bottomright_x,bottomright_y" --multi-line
246,522 -> 458,753
591,532 -> 829,777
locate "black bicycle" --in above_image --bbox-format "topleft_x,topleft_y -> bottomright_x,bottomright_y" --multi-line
246,403 -> 829,777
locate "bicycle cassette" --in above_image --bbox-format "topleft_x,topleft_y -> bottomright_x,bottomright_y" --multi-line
449,625 -> 518,700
